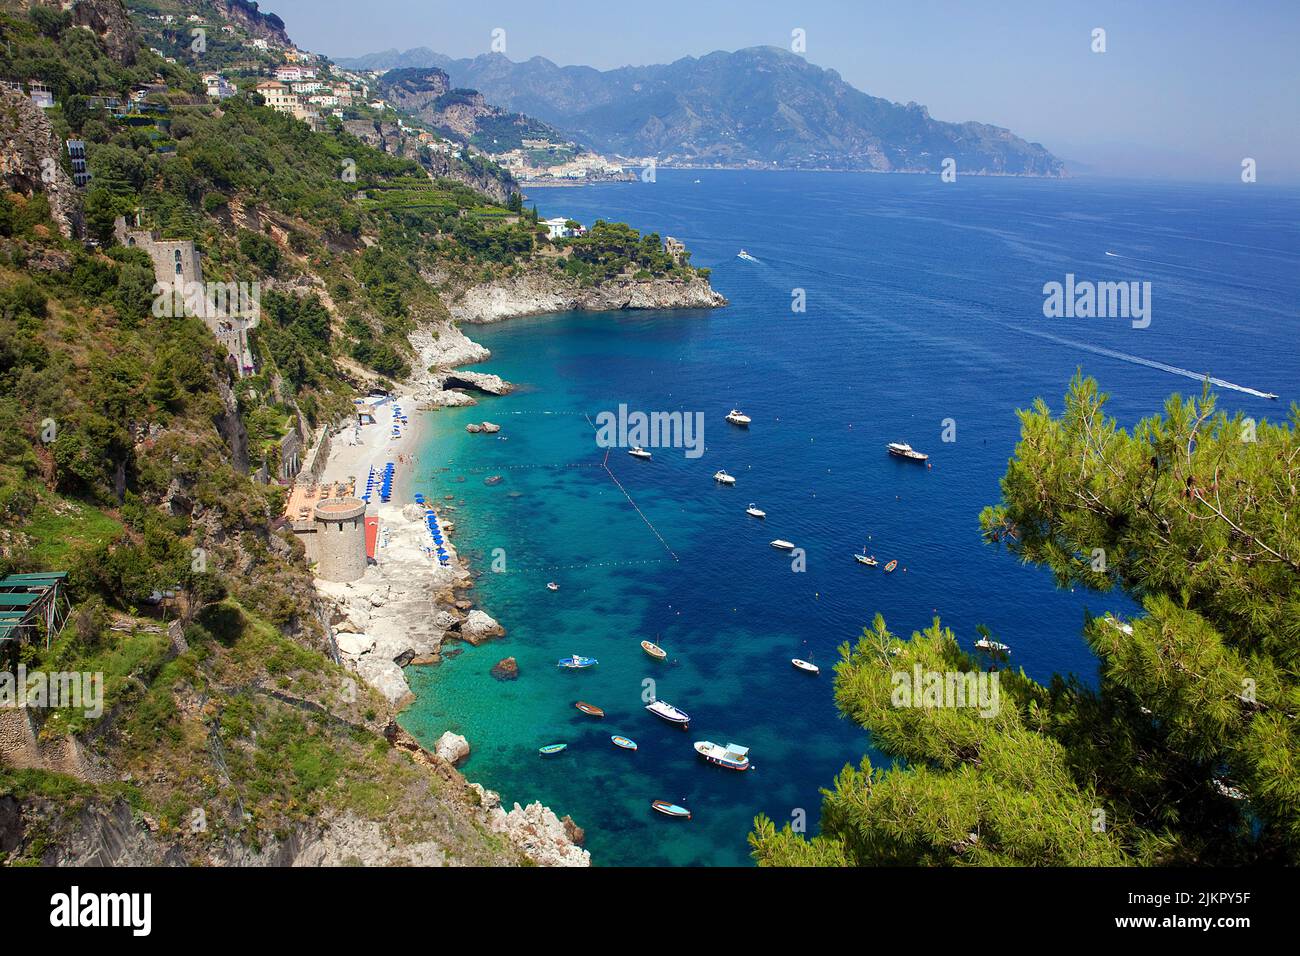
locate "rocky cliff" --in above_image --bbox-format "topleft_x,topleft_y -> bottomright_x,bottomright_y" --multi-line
0,88 -> 84,238
442,269 -> 727,323
26,0 -> 137,64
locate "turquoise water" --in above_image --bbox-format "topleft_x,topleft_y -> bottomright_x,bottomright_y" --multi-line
400,171 -> 1300,866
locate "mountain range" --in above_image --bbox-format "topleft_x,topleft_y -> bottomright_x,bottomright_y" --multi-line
337,46 -> 1065,176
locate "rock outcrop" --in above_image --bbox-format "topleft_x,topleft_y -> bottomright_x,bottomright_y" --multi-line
458,609 -> 505,645
28,0 -> 137,65
434,731 -> 470,765
0,88 -> 85,239
490,656 -> 519,681
444,269 -> 727,323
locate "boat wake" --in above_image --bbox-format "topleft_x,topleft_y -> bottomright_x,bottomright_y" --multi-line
1009,325 -> 1279,400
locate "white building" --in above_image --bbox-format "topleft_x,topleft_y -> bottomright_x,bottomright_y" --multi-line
202,73 -> 236,100
542,217 -> 578,240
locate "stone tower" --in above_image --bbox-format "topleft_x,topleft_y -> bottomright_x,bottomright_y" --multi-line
312,497 -> 367,582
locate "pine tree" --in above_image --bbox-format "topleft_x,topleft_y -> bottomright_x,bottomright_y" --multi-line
752,374 -> 1299,865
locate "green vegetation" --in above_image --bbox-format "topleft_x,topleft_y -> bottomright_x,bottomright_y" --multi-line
751,375 -> 1300,866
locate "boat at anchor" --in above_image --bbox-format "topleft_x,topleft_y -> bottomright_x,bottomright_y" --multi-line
694,740 -> 752,771
645,699 -> 691,728
886,442 -> 929,462
557,655 -> 598,669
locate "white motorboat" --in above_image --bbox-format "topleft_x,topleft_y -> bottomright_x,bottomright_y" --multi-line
854,551 -> 879,567
629,446 -> 652,459
737,250 -> 758,262
714,470 -> 736,485
546,582 -> 559,592
645,699 -> 691,728
791,658 -> 820,675
886,441 -> 929,462
770,539 -> 796,550
974,637 -> 1011,654
725,409 -> 751,426
745,503 -> 766,518
694,740 -> 751,771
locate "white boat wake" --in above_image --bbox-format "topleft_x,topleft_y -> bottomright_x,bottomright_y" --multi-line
1010,325 -> 1279,400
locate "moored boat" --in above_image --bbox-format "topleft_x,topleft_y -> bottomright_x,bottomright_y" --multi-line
884,560 -> 898,573
746,503 -> 766,518
770,539 -> 795,550
641,639 -> 667,660
792,658 -> 820,675
575,701 -> 605,717
854,551 -> 879,566
974,637 -> 1011,654
725,409 -> 752,426
886,441 -> 929,462
629,445 -> 652,459
546,581 -> 560,592
645,699 -> 691,728
557,655 -> 598,669
713,470 -> 736,485
611,735 -> 638,751
694,740 -> 752,771
538,743 -> 567,756
651,800 -> 692,819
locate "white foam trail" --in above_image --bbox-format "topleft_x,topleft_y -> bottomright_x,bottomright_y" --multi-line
1010,325 -> 1279,400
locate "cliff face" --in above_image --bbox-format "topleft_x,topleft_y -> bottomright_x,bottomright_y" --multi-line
211,0 -> 293,46
26,0 -> 137,64
442,268 -> 727,323
341,117 -> 517,204
0,88 -> 84,238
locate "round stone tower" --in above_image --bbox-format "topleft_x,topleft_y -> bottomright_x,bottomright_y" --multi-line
313,497 -> 367,582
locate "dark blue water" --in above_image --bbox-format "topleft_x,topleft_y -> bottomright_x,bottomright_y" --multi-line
401,171 -> 1300,866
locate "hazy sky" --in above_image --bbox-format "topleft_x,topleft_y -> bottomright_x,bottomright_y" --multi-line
265,0 -> 1300,180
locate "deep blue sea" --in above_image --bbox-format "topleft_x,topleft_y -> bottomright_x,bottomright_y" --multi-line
399,171 -> 1300,866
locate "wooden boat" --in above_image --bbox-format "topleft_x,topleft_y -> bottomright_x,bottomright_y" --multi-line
611,735 -> 638,751
792,658 -> 820,675
884,560 -> 898,573
713,470 -> 736,485
575,701 -> 605,717
854,552 -> 879,566
770,539 -> 796,550
538,743 -> 567,756
641,639 -> 667,661
645,699 -> 690,729
694,740 -> 752,771
557,655 -> 598,669
651,800 -> 692,819
629,446 -> 652,459
886,442 -> 929,462
746,503 -> 766,518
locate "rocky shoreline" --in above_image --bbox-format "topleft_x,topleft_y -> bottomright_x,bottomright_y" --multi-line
309,268 -> 725,866
442,270 -> 727,324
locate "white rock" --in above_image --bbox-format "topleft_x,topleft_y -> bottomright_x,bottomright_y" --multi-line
461,609 -> 504,644
335,632 -> 375,656
434,732 -> 470,766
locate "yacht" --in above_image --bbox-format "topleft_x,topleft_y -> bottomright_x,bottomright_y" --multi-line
745,503 -> 766,518
886,442 -> 929,462
974,637 -> 1011,654
645,699 -> 691,728
628,445 -> 652,459
792,659 -> 820,675
713,470 -> 736,485
737,250 -> 758,262
694,741 -> 752,771
725,409 -> 751,426
770,539 -> 796,551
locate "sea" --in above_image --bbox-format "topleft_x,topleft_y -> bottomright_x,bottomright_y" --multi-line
398,170 -> 1300,866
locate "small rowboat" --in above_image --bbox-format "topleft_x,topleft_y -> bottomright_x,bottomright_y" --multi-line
557,655 -> 598,669
792,658 -> 820,675
645,699 -> 690,728
651,800 -> 691,820
884,560 -> 898,573
575,701 -> 605,717
539,743 -> 567,756
641,640 -> 667,660
611,735 -> 638,751
770,539 -> 796,551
